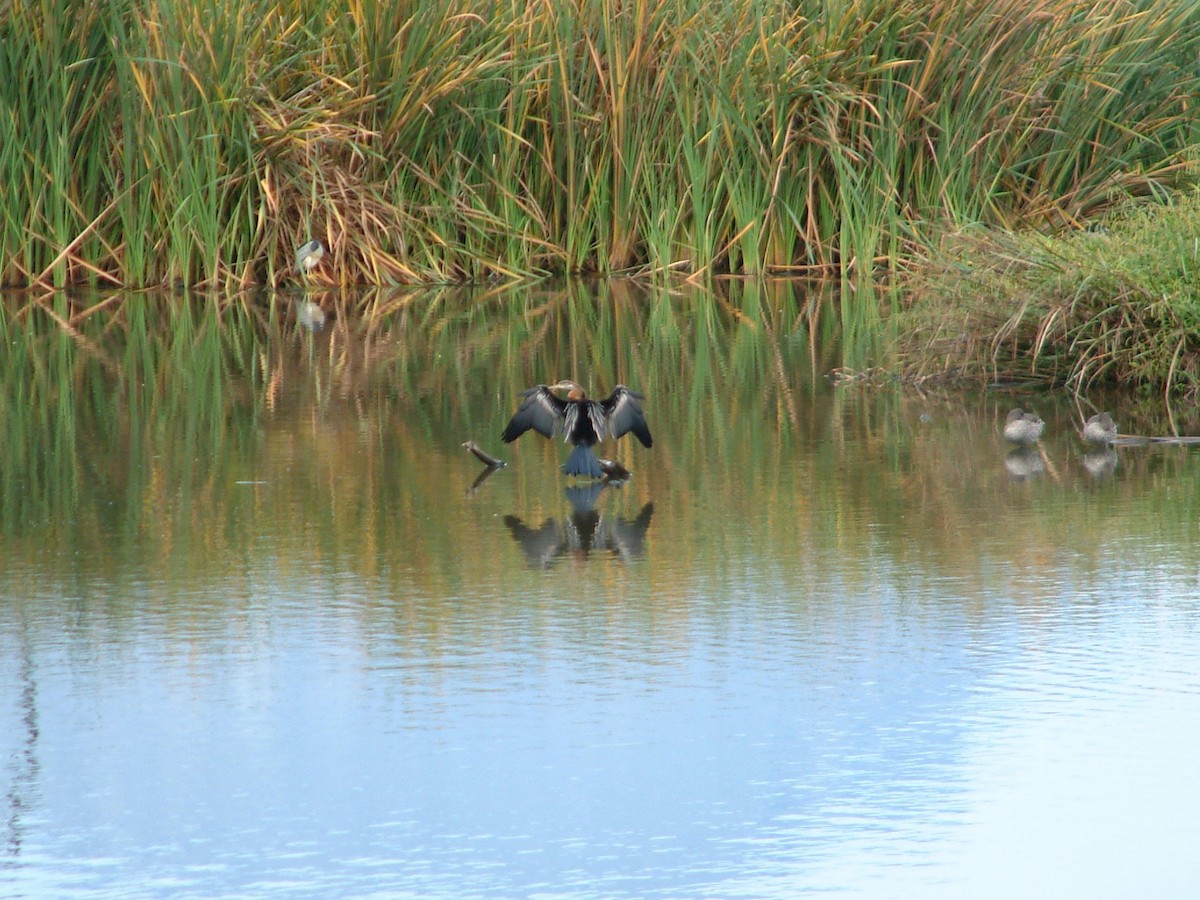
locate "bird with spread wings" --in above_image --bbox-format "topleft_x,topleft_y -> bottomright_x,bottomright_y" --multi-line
501,380 -> 652,478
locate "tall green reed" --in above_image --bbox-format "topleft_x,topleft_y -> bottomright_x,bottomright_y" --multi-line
0,1 -> 116,286
4,0 -> 1198,301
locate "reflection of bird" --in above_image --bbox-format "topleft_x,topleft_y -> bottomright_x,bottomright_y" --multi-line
503,491 -> 654,568
1081,412 -> 1117,445
295,300 -> 326,331
1082,447 -> 1118,478
501,380 -> 652,478
1003,407 -> 1044,445
1004,447 -> 1044,480
295,238 -> 325,277
605,502 -> 655,561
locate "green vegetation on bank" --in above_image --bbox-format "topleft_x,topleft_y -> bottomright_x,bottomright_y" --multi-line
899,188 -> 1200,397
3,0 -> 1198,290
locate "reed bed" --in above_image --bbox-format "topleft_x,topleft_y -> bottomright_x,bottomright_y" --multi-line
2,0 -> 1197,294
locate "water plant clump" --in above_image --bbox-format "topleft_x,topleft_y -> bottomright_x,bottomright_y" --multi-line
897,188 -> 1200,398
3,0 -> 1198,290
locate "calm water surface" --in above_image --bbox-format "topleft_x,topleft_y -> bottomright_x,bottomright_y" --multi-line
2,285 -> 1200,898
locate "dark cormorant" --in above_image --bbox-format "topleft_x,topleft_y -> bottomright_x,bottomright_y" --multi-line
501,380 -> 652,478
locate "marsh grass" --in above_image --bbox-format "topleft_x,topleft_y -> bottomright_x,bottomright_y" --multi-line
898,188 -> 1200,397
3,0 -> 1198,299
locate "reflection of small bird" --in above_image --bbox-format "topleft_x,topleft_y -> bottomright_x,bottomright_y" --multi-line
295,300 -> 326,331
501,380 -> 652,478
1081,412 -> 1117,445
1082,447 -> 1118,478
295,239 -> 325,277
1004,446 -> 1044,480
1003,407 -> 1044,446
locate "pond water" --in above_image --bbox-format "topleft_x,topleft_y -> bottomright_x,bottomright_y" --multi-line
2,283 -> 1200,899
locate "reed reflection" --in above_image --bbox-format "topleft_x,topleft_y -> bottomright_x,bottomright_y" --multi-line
2,637 -> 39,858
504,482 -> 654,569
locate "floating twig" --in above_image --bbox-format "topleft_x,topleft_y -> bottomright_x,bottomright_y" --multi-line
462,440 -> 507,468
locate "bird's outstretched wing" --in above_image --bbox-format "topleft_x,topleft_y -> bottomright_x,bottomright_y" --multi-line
503,515 -> 566,568
501,385 -> 567,442
602,386 -> 652,447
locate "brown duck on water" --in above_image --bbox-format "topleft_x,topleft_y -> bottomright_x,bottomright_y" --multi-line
1002,407 -> 1044,446
501,380 -> 652,478
1080,412 -> 1117,445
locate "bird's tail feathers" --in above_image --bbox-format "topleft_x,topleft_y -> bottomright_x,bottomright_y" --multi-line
562,444 -> 604,479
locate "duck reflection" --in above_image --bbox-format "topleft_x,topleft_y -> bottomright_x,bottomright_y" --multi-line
1003,446 -> 1044,481
1082,447 -> 1119,479
504,483 -> 653,568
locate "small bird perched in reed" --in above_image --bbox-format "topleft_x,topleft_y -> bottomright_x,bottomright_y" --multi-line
295,238 -> 325,278
501,380 -> 652,478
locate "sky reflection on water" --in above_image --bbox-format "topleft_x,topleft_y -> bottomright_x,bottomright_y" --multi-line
2,286 -> 1200,898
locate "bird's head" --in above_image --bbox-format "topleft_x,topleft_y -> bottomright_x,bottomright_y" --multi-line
550,380 -> 586,401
